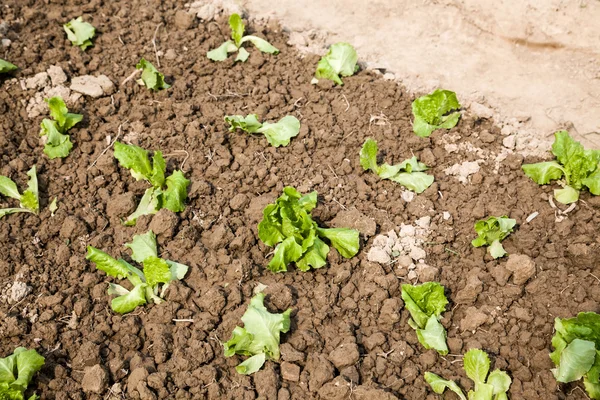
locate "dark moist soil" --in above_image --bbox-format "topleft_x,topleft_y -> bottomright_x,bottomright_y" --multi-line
1,1 -> 600,399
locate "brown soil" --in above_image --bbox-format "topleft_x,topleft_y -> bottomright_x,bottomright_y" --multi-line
1,1 -> 599,399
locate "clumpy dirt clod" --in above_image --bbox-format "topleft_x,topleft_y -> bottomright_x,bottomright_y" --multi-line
0,1 -> 599,399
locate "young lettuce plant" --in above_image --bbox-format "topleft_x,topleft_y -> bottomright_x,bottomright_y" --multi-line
471,216 -> 516,259
0,59 -> 17,73
401,282 -> 449,355
0,166 -> 39,219
136,58 -> 170,91
39,96 -> 83,159
522,130 -> 600,204
86,230 -> 189,314
224,292 -> 291,375
63,17 -> 96,50
425,348 -> 512,400
0,347 -> 45,400
113,142 -> 190,225
550,312 -> 600,399
224,114 -> 300,147
312,42 -> 359,85
258,187 -> 359,273
207,13 -> 279,62
412,89 -> 461,138
360,138 -> 434,193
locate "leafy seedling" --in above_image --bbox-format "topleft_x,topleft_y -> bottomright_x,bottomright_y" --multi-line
471,216 -> 516,259
258,187 -> 359,273
114,142 -> 190,225
224,114 -> 300,147
135,58 -> 170,91
522,130 -> 600,204
0,347 -> 45,400
86,230 -> 189,314
224,292 -> 291,374
0,59 -> 18,73
312,42 -> 359,85
39,96 -> 82,159
550,312 -> 600,399
412,89 -> 461,137
360,138 -> 434,193
207,13 -> 279,62
401,282 -> 449,355
63,17 -> 96,50
426,348 -> 512,400
0,166 -> 39,219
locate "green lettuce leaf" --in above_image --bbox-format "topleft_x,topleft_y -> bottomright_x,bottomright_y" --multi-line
583,168 -> 600,195
401,282 -> 449,355
111,283 -> 148,314
471,216 -> 516,259
207,40 -> 237,61
239,36 -> 279,54
360,138 -> 434,193
114,141 -> 153,182
412,89 -> 461,137
315,227 -> 359,258
268,236 -> 304,273
552,339 -> 596,383
163,170 -> 190,213
86,246 -> 144,286
124,187 -> 162,226
19,166 -> 39,213
225,114 -> 263,133
257,116 -> 301,147
165,260 -> 189,281
149,151 -> 166,188
229,13 -> 245,46
0,347 -> 45,399
40,119 -> 73,159
0,208 -> 31,219
425,372 -> 467,400
49,198 -> 58,216
143,256 -> 172,287
0,176 -> 21,200
136,58 -> 170,91
464,349 -> 490,389
0,59 -> 18,73
296,237 -> 329,272
487,369 -> 512,396
124,231 -> 158,263
46,97 -> 82,132
522,161 -> 564,184
63,17 -> 95,50
223,293 -> 291,375
236,353 -> 267,375
554,185 -> 580,204
314,42 -> 358,85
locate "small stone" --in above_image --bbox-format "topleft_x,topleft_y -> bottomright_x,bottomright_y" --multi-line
127,368 -> 149,396
409,246 -> 426,261
59,216 -> 89,240
330,208 -> 377,237
2,38 -> 11,47
288,32 -> 307,47
401,191 -> 415,202
229,193 -> 249,211
505,254 -> 536,285
407,270 -> 418,280
417,263 -> 439,282
470,102 -> 494,119
383,72 -> 395,80
106,192 -> 136,219
329,343 -> 360,369
367,247 -> 391,264
82,364 -> 109,394
501,125 -> 513,136
149,209 -> 180,238
47,66 -> 67,86
281,362 -> 300,382
460,307 -> 488,331
71,75 -> 114,98
396,255 -> 413,268
503,135 -> 516,149
165,49 -> 177,60
455,272 -> 483,305
25,72 -> 49,89
174,10 -> 194,30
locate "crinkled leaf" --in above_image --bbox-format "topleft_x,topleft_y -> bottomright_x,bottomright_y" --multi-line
0,59 -> 18,73
258,203 -> 286,247
107,283 -> 130,296
124,188 -> 162,226
229,13 -> 245,46
235,46 -> 250,62
149,151 -> 166,188
552,338 -> 596,383
584,377 -> 600,400
314,42 -> 358,85
315,227 -> 359,258
40,119 -> 73,159
111,283 -> 148,314
552,130 -> 600,189
298,191 -> 318,211
296,236 -> 329,272
163,170 -> 190,213
124,231 -> 158,263
389,172 -> 435,194
464,348 -> 490,388
0,176 -> 20,200
401,282 -> 448,329
522,161 -> 564,185
487,369 -> 512,395
425,372 -> 467,400
257,116 -> 300,147
46,97 -> 82,132
86,246 -> 144,286
136,58 -> 170,91
359,138 -> 379,173
236,353 -> 266,375
113,141 -> 152,182
20,166 -> 39,213
416,315 -> 449,355
468,383 -> 494,400
223,293 -> 291,374
63,17 -> 95,50
165,260 -> 189,281
143,256 -> 172,287
488,239 -> 507,259
0,351 -> 18,383
554,185 -> 580,205
207,40 -> 238,61
268,236 -> 303,273
554,313 -> 600,350
10,348 -> 45,392
240,35 -> 279,54
412,89 -> 461,137
583,168 -> 600,195
471,216 -> 515,258
225,114 -> 263,133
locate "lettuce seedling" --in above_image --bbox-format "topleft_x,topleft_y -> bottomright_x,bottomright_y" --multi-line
426,348 -> 512,400
401,282 -> 449,355
63,17 -> 96,50
0,166 -> 39,219
522,130 -> 600,204
471,216 -> 516,259
0,59 -> 18,73
412,89 -> 461,138
225,114 -> 300,147
258,187 -> 359,273
86,230 -> 188,314
312,42 -> 359,85
114,142 -> 190,225
39,96 -> 82,159
207,13 -> 279,62
550,312 -> 600,399
0,347 -> 45,400
360,138 -> 434,193
224,292 -> 291,375
136,58 -> 170,91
